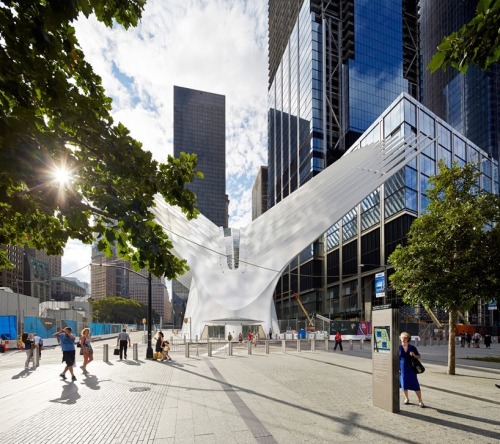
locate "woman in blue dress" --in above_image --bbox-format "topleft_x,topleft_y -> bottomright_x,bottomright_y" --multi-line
399,331 -> 425,407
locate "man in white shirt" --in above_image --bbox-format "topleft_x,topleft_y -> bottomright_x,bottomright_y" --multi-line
117,329 -> 132,360
33,332 -> 42,359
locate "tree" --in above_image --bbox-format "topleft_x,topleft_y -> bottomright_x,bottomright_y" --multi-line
91,296 -> 157,324
428,0 -> 500,73
0,1 -> 201,278
389,161 -> 500,375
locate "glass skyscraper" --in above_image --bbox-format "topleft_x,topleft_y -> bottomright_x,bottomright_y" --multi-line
172,86 -> 228,327
268,0 -> 419,322
419,0 -> 499,164
173,86 -> 228,228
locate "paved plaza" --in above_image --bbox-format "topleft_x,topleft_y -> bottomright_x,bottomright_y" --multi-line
0,331 -> 499,443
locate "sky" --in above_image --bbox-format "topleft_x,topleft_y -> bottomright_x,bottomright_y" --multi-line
62,0 -> 269,284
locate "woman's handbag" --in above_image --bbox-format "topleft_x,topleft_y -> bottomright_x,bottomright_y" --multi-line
113,347 -> 120,356
410,356 -> 425,374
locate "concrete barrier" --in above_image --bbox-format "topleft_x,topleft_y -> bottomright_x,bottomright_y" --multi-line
133,343 -> 138,360
297,339 -> 301,352
282,340 -> 286,354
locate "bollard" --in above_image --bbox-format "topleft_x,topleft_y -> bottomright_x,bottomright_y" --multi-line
282,339 -> 286,354
208,341 -> 212,357
311,338 -> 315,352
297,339 -> 301,352
247,341 -> 252,355
265,340 -> 269,354
185,342 -> 190,358
133,343 -> 138,360
325,338 -> 329,352
360,339 -> 364,349
103,343 -> 109,362
228,341 -> 233,356
349,339 -> 353,350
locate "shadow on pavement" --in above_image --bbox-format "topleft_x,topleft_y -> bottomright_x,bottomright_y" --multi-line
11,368 -> 33,379
49,382 -> 81,405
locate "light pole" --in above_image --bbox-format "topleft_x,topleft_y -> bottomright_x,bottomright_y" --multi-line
146,272 -> 153,359
92,263 -> 154,359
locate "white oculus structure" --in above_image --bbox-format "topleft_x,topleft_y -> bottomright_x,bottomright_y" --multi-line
152,131 -> 434,340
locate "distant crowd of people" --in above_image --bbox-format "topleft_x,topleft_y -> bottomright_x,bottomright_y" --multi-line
459,331 -> 492,348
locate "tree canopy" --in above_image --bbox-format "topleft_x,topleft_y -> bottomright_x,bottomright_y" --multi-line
389,161 -> 500,374
0,1 -> 201,278
428,0 -> 500,73
91,296 -> 158,324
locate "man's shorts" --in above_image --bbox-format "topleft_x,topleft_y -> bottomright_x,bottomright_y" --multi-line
62,350 -> 76,366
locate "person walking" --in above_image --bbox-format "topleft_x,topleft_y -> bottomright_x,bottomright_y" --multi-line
334,330 -> 343,351
33,332 -> 42,360
52,327 -> 77,381
117,328 -> 131,360
154,331 -> 164,360
399,331 -> 424,407
162,340 -> 172,361
465,332 -> 472,347
269,328 -> 273,339
21,333 -> 33,369
460,332 -> 466,347
484,334 -> 492,349
79,328 -> 93,372
239,332 -> 243,346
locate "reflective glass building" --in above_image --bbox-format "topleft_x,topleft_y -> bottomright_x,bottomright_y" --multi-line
420,0 -> 500,164
323,93 -> 498,324
268,0 -> 419,322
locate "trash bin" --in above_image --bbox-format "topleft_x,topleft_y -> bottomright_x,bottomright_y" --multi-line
298,329 -> 306,339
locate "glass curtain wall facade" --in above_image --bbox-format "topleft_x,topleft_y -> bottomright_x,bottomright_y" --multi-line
324,93 -> 498,324
268,0 -> 419,324
420,0 -> 499,164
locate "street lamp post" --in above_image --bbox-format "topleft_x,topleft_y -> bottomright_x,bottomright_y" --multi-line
146,272 -> 153,359
92,263 -> 155,359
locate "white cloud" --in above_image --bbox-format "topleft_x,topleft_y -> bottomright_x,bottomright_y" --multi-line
63,0 -> 268,283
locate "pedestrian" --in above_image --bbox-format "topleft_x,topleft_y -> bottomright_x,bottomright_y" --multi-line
33,332 -> 42,359
239,332 -> 243,346
399,331 -> 424,407
473,332 -> 481,348
79,328 -> 93,372
154,331 -> 164,360
465,332 -> 472,347
117,328 -> 131,360
21,333 -> 33,369
162,340 -> 172,361
484,334 -> 492,349
252,331 -> 258,347
247,331 -> 253,344
460,332 -> 466,347
269,328 -> 273,339
52,327 -> 77,381
228,332 -> 233,342
334,330 -> 343,351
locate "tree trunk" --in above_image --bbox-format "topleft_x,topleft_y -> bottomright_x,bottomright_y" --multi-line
447,309 -> 457,375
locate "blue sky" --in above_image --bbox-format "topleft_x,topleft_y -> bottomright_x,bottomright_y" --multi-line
62,0 -> 268,284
